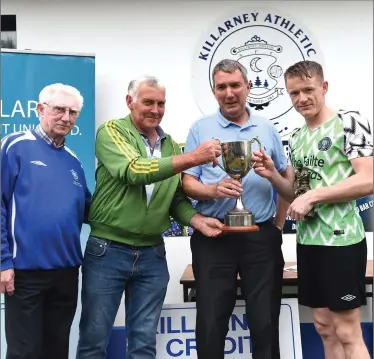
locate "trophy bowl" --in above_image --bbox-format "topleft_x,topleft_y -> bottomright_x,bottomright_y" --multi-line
217,137 -> 262,233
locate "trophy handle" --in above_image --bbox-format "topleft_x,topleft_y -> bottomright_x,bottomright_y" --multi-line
212,137 -> 229,174
249,136 -> 262,169
215,162 -> 227,173
249,136 -> 262,150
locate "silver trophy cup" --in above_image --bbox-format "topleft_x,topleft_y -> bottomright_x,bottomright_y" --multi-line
215,137 -> 262,232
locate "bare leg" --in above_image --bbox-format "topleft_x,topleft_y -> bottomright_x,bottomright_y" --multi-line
332,308 -> 370,359
312,308 -> 345,359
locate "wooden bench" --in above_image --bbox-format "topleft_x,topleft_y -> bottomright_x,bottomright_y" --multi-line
180,260 -> 373,302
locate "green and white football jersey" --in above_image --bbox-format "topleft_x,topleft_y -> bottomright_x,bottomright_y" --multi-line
289,110 -> 373,246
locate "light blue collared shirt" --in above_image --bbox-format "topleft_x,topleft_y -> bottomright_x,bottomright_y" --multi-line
184,108 -> 287,222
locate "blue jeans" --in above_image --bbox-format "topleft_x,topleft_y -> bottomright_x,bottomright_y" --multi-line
76,235 -> 169,359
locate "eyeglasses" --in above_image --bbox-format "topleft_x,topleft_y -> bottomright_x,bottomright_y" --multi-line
43,103 -> 79,118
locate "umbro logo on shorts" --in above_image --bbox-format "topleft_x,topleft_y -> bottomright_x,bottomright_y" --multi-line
341,294 -> 356,301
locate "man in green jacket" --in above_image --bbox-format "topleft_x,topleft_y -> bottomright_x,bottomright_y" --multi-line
76,75 -> 224,359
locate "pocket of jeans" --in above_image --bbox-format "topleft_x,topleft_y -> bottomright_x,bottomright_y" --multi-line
85,236 -> 108,257
153,243 -> 166,259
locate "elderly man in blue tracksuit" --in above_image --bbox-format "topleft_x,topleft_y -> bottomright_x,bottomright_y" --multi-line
1,83 -> 91,359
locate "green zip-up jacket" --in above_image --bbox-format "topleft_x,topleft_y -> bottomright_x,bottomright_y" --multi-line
88,115 -> 197,246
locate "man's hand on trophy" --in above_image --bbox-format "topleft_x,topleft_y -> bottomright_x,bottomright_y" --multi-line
191,140 -> 222,167
190,214 -> 224,237
214,178 -> 243,199
252,149 -> 275,179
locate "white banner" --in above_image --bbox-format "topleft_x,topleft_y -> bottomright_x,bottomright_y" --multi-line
156,299 -> 302,358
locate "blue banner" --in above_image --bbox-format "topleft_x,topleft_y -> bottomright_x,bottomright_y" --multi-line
0,50 -> 95,359
1,50 -> 95,191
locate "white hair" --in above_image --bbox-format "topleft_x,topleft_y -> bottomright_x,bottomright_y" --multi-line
39,83 -> 84,111
127,75 -> 165,102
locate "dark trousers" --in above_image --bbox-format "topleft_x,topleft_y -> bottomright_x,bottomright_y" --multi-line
5,267 -> 79,359
191,220 -> 284,359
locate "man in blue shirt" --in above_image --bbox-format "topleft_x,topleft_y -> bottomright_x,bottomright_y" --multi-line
1,83 -> 91,359
183,59 -> 291,359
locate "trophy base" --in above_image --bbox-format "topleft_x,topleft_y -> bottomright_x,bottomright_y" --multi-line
222,211 -> 259,233
222,225 -> 259,233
